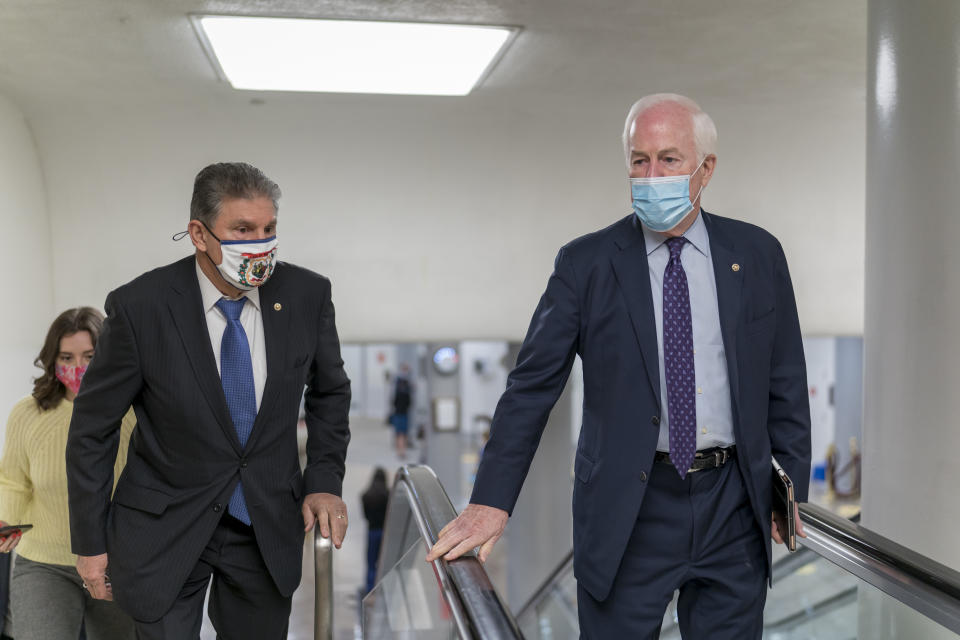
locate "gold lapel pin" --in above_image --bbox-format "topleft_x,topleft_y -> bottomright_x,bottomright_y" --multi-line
274,303 -> 282,311
732,263 -> 741,272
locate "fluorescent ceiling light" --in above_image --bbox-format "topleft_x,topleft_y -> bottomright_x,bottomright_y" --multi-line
195,16 -> 516,96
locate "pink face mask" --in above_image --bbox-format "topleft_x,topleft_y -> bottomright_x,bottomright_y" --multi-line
55,364 -> 87,396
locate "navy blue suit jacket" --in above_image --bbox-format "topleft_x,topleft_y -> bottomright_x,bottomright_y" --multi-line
471,211 -> 811,602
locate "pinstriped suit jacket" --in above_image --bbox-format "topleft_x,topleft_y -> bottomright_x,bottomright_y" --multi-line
66,256 -> 351,621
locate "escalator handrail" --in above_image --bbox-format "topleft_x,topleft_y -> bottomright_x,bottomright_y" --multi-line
516,504 -> 960,635
379,465 -> 524,640
798,502 -> 960,633
799,502 -> 960,599
314,530 -> 333,640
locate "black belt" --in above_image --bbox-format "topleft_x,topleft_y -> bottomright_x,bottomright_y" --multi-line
654,446 -> 736,473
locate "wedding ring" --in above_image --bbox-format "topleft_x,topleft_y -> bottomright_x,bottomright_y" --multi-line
336,514 -> 345,520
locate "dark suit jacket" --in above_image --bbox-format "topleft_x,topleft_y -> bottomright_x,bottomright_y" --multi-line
66,256 -> 351,621
471,211 -> 811,602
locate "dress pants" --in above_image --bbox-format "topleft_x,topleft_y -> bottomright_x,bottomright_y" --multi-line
577,456 -> 767,639
134,515 -> 292,640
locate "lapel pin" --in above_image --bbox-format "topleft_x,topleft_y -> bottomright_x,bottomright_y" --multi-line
274,303 -> 282,311
731,263 -> 741,272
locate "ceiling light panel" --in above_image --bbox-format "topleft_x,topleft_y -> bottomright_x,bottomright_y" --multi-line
195,16 -> 516,96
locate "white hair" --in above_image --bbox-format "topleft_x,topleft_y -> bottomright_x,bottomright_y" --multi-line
621,93 -> 718,167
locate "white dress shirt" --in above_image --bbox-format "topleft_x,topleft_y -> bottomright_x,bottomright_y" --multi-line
195,259 -> 267,411
642,212 -> 735,451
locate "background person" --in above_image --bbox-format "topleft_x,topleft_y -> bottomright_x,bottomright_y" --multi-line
429,94 -> 811,639
66,162 -> 352,639
360,467 -> 389,595
0,307 -> 135,640
389,365 -> 413,459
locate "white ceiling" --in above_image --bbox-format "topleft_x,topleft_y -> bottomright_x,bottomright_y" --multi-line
0,1 -> 869,340
0,0 -> 865,118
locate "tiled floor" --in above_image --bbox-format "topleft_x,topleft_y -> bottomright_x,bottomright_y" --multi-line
200,416 -> 404,640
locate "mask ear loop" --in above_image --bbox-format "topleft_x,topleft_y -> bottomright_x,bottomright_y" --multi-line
690,156 -> 708,207
172,223 -> 222,243
171,226 -> 217,269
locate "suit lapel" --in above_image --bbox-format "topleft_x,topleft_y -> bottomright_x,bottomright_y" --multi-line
610,218 -> 661,406
244,269 -> 289,451
167,258 -> 242,454
703,212 -> 744,414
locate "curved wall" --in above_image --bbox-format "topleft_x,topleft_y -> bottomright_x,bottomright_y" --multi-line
0,93 -> 53,441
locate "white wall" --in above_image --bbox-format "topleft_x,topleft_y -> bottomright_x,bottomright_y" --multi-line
458,341 -> 509,436
340,344 -> 365,416
30,92 -> 864,343
0,94 -> 54,439
802,336 -> 837,470
361,343 -> 397,420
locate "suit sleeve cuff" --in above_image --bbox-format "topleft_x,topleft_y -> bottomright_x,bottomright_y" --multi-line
71,536 -> 108,557
469,482 -> 518,517
304,470 -> 343,498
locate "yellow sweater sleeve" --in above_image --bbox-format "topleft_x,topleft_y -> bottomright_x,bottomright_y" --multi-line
0,398 -> 37,524
112,409 -> 136,487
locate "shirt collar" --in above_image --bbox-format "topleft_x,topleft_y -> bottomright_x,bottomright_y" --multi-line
194,257 -> 261,312
641,209 -> 710,258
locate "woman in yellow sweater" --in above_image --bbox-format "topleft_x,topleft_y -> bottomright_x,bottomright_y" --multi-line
0,307 -> 136,640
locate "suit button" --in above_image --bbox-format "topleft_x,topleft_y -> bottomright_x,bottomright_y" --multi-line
640,471 -> 648,482
240,460 -> 248,469
213,503 -> 222,513
651,416 -> 660,426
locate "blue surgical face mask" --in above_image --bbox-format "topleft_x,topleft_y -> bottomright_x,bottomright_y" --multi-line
630,158 -> 706,232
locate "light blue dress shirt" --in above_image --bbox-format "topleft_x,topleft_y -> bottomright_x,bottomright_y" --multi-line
642,212 -> 735,452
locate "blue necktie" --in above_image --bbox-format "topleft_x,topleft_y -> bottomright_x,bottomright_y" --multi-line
216,298 -> 255,524
663,237 -> 697,478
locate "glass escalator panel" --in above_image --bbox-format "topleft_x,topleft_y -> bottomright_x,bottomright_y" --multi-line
516,557 -> 578,640
363,540 -> 459,639
856,581 -> 960,640
763,550 -> 858,638
764,554 -> 959,639
362,466 -> 523,640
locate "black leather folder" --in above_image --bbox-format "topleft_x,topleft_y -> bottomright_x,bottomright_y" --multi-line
772,457 -> 797,552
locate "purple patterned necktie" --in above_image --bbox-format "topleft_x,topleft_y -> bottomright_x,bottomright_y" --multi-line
663,237 -> 697,478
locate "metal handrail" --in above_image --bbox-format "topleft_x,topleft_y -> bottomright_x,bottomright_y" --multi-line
314,529 -> 333,640
798,502 -> 960,633
374,465 -> 524,640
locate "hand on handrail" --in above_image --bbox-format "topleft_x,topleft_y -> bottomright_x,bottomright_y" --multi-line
426,503 -> 508,564
303,492 -> 348,549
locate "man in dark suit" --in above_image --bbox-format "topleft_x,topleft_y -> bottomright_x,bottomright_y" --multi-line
429,94 -> 811,638
67,162 -> 351,639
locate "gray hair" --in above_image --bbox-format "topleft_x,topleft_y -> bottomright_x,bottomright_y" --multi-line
621,93 -> 718,167
190,162 -> 282,225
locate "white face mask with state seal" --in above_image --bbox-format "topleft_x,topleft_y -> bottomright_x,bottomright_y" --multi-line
203,223 -> 278,290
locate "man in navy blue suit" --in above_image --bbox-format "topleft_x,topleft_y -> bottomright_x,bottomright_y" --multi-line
429,94 -> 811,638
